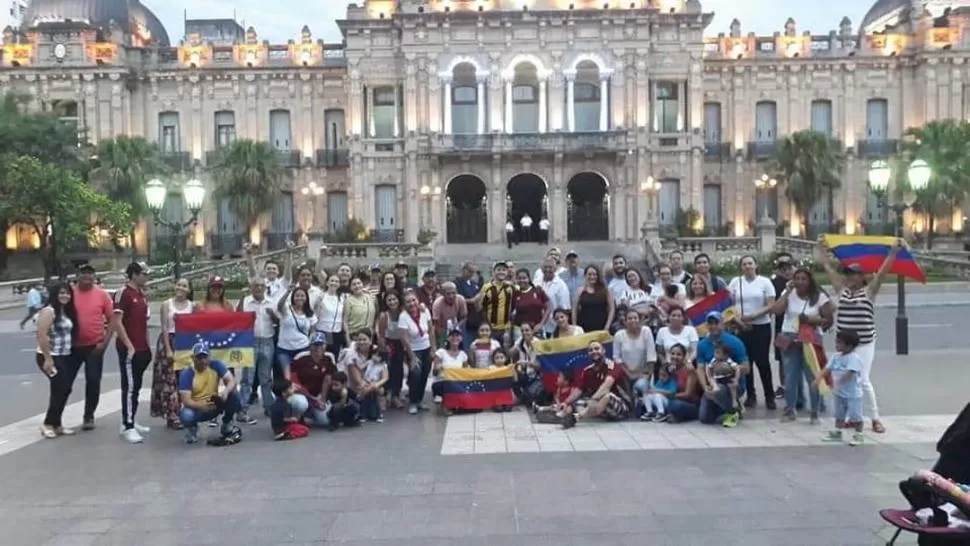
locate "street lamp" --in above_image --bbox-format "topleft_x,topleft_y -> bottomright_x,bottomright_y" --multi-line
867,159 -> 930,355
639,175 -> 660,219
420,184 -> 441,229
754,174 -> 778,222
145,178 -> 205,280
300,181 -> 324,237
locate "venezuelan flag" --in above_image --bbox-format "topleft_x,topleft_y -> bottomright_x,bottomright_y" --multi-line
173,311 -> 255,370
797,321 -> 831,394
686,289 -> 737,336
533,330 -> 613,392
822,234 -> 926,283
439,367 -> 515,410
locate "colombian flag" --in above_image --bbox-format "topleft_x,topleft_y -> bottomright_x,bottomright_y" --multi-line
686,289 -> 737,336
173,312 -> 255,370
822,234 -> 926,283
533,330 -> 613,392
439,367 -> 516,410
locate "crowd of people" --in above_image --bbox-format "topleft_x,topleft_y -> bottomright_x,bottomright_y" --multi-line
31,237 -> 904,447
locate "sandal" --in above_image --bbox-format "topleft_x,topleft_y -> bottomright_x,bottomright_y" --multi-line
872,420 -> 886,434
39,425 -> 57,439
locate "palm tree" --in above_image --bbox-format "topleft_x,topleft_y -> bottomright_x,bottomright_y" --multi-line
211,140 -> 286,245
772,130 -> 845,239
902,120 -> 970,248
89,136 -> 167,259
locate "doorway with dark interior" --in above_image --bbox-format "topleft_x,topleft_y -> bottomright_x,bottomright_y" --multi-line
506,173 -> 547,244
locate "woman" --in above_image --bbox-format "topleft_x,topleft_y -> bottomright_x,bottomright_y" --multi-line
431,329 -> 468,413
509,322 -> 545,407
551,308 -> 584,338
766,267 -> 833,423
817,238 -> 902,434
377,292 -> 407,409
612,310 -> 657,395
336,263 -> 354,295
343,277 -> 377,337
399,292 -> 435,415
652,264 -> 686,313
731,255 -> 777,410
572,265 -> 613,333
378,271 -> 405,312
151,278 -> 195,429
271,286 -> 317,376
655,306 -> 698,365
198,276 -> 234,312
511,268 -> 549,344
685,275 -> 713,309
664,343 -> 702,423
343,329 -> 375,391
316,275 -> 347,356
619,269 -> 652,317
293,264 -> 324,310
692,253 -> 727,291
35,282 -> 79,438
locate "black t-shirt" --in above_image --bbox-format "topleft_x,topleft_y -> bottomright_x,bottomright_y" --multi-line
770,274 -> 788,330
326,387 -> 358,405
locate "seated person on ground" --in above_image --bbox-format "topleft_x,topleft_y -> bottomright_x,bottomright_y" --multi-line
695,311 -> 749,428
326,371 -> 361,429
290,332 -> 338,427
559,340 -> 634,429
270,378 -> 310,441
178,341 -> 243,445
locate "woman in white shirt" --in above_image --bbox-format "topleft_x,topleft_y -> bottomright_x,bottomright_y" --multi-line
271,286 -> 318,377
755,267 -> 833,423
152,278 -> 195,429
655,306 -> 698,365
551,308 -> 585,338
316,275 -> 347,356
619,269 -> 652,317
399,291 -> 436,415
613,310 -> 657,396
431,329 -> 468,413
730,255 -> 777,410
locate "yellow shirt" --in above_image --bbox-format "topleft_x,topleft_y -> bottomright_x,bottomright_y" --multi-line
478,281 -> 516,330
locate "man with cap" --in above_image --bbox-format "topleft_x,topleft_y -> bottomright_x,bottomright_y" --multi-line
177,342 -> 243,445
393,262 -> 410,285
559,251 -> 584,299
469,261 -> 517,344
453,262 -> 481,351
112,262 -> 154,444
415,269 -> 439,309
771,253 -> 796,400
289,332 -> 338,427
695,311 -> 750,427
71,260 -> 119,431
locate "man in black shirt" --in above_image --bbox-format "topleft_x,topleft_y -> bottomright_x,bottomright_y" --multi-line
770,253 -> 794,400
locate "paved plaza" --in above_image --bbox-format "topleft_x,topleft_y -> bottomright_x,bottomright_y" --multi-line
0,303 -> 966,545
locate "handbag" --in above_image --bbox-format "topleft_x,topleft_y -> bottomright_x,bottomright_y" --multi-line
774,298 -> 808,351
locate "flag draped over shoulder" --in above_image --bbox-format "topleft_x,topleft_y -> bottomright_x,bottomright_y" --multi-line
798,321 -> 831,394
173,312 -> 255,370
439,367 -> 515,410
822,234 -> 926,283
686,289 -> 737,337
533,330 -> 613,392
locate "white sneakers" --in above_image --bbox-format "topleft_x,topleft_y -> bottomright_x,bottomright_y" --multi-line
119,423 -> 151,444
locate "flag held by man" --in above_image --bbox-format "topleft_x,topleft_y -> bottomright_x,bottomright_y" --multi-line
533,330 -> 613,392
822,234 -> 926,283
173,311 -> 255,370
686,289 -> 736,336
439,367 -> 516,410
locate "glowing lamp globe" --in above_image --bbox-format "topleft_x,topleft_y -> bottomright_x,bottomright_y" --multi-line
183,179 -> 205,211
144,178 -> 166,211
907,159 -> 931,191
867,160 -> 891,192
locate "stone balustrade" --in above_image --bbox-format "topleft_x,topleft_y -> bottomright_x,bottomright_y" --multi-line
309,235 -> 435,274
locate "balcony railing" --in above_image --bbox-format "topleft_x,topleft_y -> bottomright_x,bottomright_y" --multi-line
431,131 -> 627,154
746,141 -> 778,160
704,142 -> 733,160
265,232 -> 299,251
316,149 -> 350,168
209,233 -> 245,257
369,229 -> 405,243
274,150 -> 303,168
161,151 -> 192,171
650,133 -> 691,149
857,139 -> 899,157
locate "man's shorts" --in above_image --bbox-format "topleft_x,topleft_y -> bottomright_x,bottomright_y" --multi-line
602,393 -> 630,421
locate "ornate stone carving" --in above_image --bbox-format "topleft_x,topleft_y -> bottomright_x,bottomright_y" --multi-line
729,19 -> 741,38
783,18 -> 796,37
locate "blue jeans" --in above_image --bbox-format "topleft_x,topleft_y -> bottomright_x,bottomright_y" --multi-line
288,393 -> 331,427
179,391 -> 242,437
834,395 -> 863,423
699,382 -> 745,424
275,348 -> 304,373
360,392 -> 382,420
407,348 -> 433,406
782,344 -> 820,415
237,368 -> 254,412
253,337 -> 275,411
668,399 -> 699,422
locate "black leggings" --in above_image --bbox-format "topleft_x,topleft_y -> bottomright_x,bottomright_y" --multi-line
386,339 -> 405,398
36,353 -> 82,428
739,323 -> 774,401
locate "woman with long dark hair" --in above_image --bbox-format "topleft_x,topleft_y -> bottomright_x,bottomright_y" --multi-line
572,265 -> 613,333
378,271 -> 405,313
35,281 -> 79,438
400,291 -> 435,415
269,286 -> 317,377
151,277 -> 195,429
731,255 -> 777,410
377,291 -> 406,409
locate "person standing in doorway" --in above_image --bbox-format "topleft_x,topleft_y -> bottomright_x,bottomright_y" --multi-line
520,213 -> 534,243
112,262 -> 154,444
71,261 -> 118,431
538,217 -> 550,245
505,220 -> 515,249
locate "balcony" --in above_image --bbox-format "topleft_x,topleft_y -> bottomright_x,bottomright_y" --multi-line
369,229 -> 405,243
316,149 -> 350,168
360,139 -> 404,154
746,141 -> 778,160
209,233 -> 244,257
265,232 -> 298,250
161,151 -> 192,171
274,150 -> 303,168
704,142 -> 734,160
430,131 -> 627,155
856,139 -> 899,157
649,133 -> 691,150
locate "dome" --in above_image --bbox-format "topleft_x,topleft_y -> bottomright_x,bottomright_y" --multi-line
25,0 -> 170,46
860,0 -> 970,33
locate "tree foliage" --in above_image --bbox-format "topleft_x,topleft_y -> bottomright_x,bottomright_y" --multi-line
211,139 -> 285,230
772,130 -> 845,229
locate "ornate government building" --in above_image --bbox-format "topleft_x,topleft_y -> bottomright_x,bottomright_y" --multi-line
2,0 -> 969,256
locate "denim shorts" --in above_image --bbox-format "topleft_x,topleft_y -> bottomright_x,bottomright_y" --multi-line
834,395 -> 863,423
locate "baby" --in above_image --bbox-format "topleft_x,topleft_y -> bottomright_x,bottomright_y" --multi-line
705,344 -> 740,413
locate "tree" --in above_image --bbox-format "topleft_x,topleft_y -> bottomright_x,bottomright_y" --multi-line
772,130 -> 845,238
89,136 -> 167,259
211,139 -> 286,241
0,156 -> 133,279
901,120 -> 970,248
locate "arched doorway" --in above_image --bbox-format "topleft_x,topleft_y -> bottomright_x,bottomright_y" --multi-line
507,173 -> 547,243
566,172 -> 609,241
446,175 -> 488,244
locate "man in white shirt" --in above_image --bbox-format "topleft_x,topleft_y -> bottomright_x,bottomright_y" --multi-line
533,247 -> 565,285
506,221 -> 515,249
668,250 -> 693,286
520,214 -> 533,243
239,278 -> 277,417
245,242 -> 293,304
607,254 -> 631,302
538,217 -> 550,244
534,259 -> 571,337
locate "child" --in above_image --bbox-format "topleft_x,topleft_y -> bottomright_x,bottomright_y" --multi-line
432,329 -> 469,415
817,330 -> 865,446
642,364 -> 677,422
326,371 -> 361,430
534,370 -> 575,424
490,348 -> 514,412
359,351 -> 389,423
269,379 -> 310,441
470,323 -> 501,369
705,343 -> 740,415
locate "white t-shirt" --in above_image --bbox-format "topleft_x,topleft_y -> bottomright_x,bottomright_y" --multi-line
398,309 -> 432,351
728,275 -> 775,326
316,293 -> 345,333
505,223 -> 514,232
782,291 -> 830,334
363,360 -> 387,383
470,338 -> 501,368
277,309 -> 318,351
435,348 -> 468,369
650,282 -> 686,300
520,215 -> 533,228
538,218 -> 550,230
655,325 -> 699,354
612,327 -> 657,373
620,288 -> 652,314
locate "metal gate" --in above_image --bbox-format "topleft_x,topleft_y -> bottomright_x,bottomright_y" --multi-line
446,194 -> 488,244
566,193 -> 609,241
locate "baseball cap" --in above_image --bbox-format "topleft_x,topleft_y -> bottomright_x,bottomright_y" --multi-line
448,328 -> 463,337
840,263 -> 864,275
311,331 -> 327,345
370,263 -> 382,272
493,261 -> 509,270
125,261 -> 151,278
208,275 -> 225,286
705,311 -> 723,323
192,341 -> 210,357
422,269 -> 436,278
774,254 -> 793,267
394,261 -> 408,269
565,250 -> 578,259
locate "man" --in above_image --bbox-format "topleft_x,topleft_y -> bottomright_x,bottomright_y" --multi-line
505,220 -> 515,249
692,253 -> 727,291
20,283 -> 43,330
695,311 -> 750,427
72,261 -> 118,431
538,216 -> 550,244
415,270 -> 439,309
520,213 -> 533,243
532,248 -> 565,285
432,281 -> 467,342
239,277 -> 275,420
245,242 -> 292,302
607,254 -> 630,301
771,253 -> 795,400
177,342 -> 243,445
289,333 -> 337,427
470,262 -> 517,344
560,340 -> 633,428
559,251 -> 584,299
366,264 -> 382,296
112,262 -> 153,444
393,261 -> 410,285
454,262 -> 481,351
668,250 -> 692,286
534,259 -> 571,337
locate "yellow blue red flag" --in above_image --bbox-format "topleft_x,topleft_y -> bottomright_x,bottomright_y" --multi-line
439,367 -> 515,410
532,330 -> 613,392
822,234 -> 926,283
173,311 -> 255,370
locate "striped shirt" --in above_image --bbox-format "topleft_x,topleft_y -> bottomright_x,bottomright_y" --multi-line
37,308 -> 73,356
835,287 -> 876,344
478,281 -> 516,331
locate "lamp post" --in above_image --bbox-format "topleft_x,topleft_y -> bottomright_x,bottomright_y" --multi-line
300,181 -> 324,238
145,178 -> 205,280
867,159 -> 930,355
754,174 -> 778,222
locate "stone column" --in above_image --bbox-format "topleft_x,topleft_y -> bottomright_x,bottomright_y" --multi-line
442,76 -> 452,135
538,78 -> 548,133
677,80 -> 687,131
392,84 -> 400,137
490,155 -> 503,242
504,79 -> 513,133
367,87 -> 375,137
476,73 -> 487,134
599,74 -> 611,131
565,70 -> 576,132
405,151 -> 419,239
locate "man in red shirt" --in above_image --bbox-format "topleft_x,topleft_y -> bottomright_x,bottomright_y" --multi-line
289,333 -> 338,427
559,340 -> 632,428
72,261 -> 120,431
113,262 -> 152,443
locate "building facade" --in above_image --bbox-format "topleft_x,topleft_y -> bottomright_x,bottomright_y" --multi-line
1,0 -> 968,257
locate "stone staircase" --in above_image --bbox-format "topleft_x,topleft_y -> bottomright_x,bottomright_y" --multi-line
431,240 -> 646,280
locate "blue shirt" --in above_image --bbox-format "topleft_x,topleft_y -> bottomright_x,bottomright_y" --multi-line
177,360 -> 230,404
696,333 -> 748,366
26,288 -> 42,308
454,276 -> 480,300
828,351 -> 863,399
653,376 -> 677,394
559,269 -> 584,300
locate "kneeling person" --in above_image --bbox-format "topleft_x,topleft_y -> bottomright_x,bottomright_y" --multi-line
326,371 -> 360,429
178,342 -> 242,445
270,378 -> 310,441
